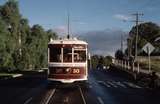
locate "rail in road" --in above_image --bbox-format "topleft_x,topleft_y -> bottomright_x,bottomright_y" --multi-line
36,84 -> 87,104
31,70 -> 159,104
1,69 -> 160,104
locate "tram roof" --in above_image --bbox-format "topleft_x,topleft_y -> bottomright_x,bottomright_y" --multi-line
48,37 -> 88,45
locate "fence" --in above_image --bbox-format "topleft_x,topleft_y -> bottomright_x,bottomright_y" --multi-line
114,59 -> 160,76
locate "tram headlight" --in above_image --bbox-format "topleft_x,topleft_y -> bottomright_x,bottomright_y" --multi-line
65,68 -> 71,73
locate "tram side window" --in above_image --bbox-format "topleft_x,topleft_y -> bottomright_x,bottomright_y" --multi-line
63,48 -> 72,62
74,50 -> 86,62
49,47 -> 61,62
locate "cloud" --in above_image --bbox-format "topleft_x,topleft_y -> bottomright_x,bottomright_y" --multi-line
78,29 -> 128,57
53,25 -> 67,36
77,22 -> 86,25
73,20 -> 87,25
114,14 -> 132,21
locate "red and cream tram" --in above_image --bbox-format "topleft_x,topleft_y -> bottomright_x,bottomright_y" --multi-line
48,38 -> 88,83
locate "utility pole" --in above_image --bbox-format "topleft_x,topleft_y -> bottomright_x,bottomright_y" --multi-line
131,12 -> 143,61
121,34 -> 123,53
18,22 -> 22,56
127,37 -> 131,58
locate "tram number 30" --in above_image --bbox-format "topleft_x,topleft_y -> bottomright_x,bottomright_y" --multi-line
73,69 -> 80,73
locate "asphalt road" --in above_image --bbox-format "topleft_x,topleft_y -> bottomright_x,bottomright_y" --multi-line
0,68 -> 160,104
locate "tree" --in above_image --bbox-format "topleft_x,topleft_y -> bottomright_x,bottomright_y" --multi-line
14,18 -> 31,70
91,55 -> 99,69
0,0 -> 22,70
0,0 -> 21,50
46,29 -> 57,41
96,56 -> 105,69
129,22 -> 160,55
130,22 -> 160,42
29,25 -> 48,69
0,0 -> 58,71
104,56 -> 112,66
115,49 -> 124,60
0,17 -> 14,70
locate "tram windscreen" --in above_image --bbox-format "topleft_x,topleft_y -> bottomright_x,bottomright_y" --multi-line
49,47 -> 61,62
74,50 -> 86,62
63,48 -> 72,62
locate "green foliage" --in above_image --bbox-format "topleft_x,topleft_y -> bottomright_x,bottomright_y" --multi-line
115,50 -> 124,60
129,22 -> 160,55
104,56 -> 112,65
30,24 -> 48,69
0,1 -> 57,71
91,55 -> 99,69
91,55 -> 113,69
0,17 -> 14,70
46,29 -> 58,41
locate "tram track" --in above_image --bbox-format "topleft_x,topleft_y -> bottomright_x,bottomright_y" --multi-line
78,85 -> 87,104
44,88 -> 56,104
43,84 -> 87,104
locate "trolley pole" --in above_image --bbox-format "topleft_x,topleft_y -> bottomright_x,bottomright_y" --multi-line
67,0 -> 70,39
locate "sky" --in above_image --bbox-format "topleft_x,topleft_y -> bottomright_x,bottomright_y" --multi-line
0,0 -> 160,56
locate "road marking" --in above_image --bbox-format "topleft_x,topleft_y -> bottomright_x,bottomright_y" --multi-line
103,82 -> 111,87
124,82 -> 142,89
97,97 -> 104,104
97,81 -> 111,87
12,74 -> 23,78
45,89 -> 56,104
24,97 -> 32,104
38,70 -> 44,72
115,81 -> 127,88
107,81 -> 118,88
79,86 -> 87,104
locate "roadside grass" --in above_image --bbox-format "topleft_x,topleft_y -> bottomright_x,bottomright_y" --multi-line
0,73 -> 17,76
0,73 -> 23,79
139,58 -> 160,72
0,68 -> 47,78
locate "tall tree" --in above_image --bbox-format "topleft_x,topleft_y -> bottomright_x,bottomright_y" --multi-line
0,0 -> 21,70
115,49 -> 124,60
14,18 -> 31,70
91,55 -> 99,69
0,17 -> 14,70
30,24 -> 48,69
129,22 -> 160,55
0,0 -> 58,71
46,29 -> 57,42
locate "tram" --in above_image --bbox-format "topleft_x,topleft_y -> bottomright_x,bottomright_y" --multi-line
48,37 -> 88,83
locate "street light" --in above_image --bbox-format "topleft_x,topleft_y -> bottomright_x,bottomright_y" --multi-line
8,24 -> 12,32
